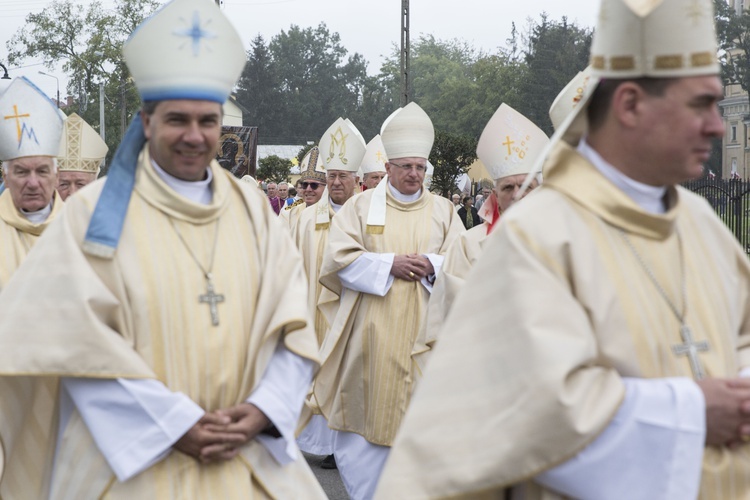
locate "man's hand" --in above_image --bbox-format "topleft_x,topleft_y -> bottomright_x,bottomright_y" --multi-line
198,403 -> 272,460
391,254 -> 434,281
697,377 -> 750,446
173,412 -> 246,463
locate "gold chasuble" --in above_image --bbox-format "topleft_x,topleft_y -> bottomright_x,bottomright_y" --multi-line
280,200 -> 306,236
0,189 -> 63,288
413,223 -> 489,374
0,149 -> 322,499
377,143 -> 750,499
316,187 -> 463,446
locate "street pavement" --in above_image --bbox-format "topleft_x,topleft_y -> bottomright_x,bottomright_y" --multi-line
305,452 -> 349,499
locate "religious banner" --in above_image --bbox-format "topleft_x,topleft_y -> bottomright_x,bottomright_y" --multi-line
216,126 -> 258,178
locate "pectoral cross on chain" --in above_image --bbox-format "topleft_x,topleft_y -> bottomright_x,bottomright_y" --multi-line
671,325 -> 710,380
199,273 -> 225,326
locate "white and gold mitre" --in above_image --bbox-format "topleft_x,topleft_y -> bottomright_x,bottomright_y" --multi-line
123,0 -> 245,103
590,0 -> 719,78
381,102 -> 434,160
319,117 -> 367,173
360,135 -> 388,175
477,104 -> 549,181
549,67 -> 597,132
57,113 -> 108,174
0,77 -> 63,161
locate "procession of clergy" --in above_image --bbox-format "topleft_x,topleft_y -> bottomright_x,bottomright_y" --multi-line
1,0 -> 750,498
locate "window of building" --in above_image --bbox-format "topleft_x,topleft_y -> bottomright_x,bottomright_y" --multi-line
732,125 -> 737,142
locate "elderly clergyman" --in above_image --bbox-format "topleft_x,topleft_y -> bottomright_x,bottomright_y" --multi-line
279,146 -> 326,234
377,0 -> 750,498
314,102 -> 464,499
0,77 -> 64,287
56,112 -> 107,200
0,0 -> 325,497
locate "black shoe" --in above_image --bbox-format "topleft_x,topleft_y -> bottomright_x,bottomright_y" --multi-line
321,454 -> 337,469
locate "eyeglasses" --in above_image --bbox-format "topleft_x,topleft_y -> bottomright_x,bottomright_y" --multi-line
301,182 -> 324,189
388,161 -> 427,173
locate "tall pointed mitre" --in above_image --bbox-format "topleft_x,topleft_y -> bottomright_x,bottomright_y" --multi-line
319,117 -> 367,173
380,102 -> 434,160
360,135 -> 388,175
316,118 -> 366,227
478,104 -> 549,225
548,67 -> 596,132
0,77 -> 63,161
299,146 -> 326,183
57,113 -> 108,175
83,0 -> 246,258
519,0 -> 721,195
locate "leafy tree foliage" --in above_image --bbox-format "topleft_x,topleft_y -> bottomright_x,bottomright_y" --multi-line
429,130 -> 477,197
717,0 -> 750,104
7,0 -> 158,172
256,155 -> 292,183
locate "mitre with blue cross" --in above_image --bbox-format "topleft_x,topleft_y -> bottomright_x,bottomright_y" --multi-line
81,0 -> 246,259
319,117 -> 367,173
477,104 -> 549,182
123,0 -> 245,103
0,77 -> 63,162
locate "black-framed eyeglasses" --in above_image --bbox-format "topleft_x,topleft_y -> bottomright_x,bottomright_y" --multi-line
302,182 -> 324,189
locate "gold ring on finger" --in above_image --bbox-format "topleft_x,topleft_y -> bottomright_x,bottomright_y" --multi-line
409,271 -> 415,278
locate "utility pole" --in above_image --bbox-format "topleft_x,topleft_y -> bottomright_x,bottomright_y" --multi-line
400,0 -> 410,107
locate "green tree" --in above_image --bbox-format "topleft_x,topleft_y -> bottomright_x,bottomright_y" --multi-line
429,130 -> 477,197
236,23 -> 373,145
7,0 -> 159,171
521,15 -> 592,135
257,155 -> 292,183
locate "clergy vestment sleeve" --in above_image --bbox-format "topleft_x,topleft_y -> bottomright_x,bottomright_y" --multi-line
535,377 -> 705,499
247,337 -> 315,465
337,252 -> 395,296
419,253 -> 444,293
61,377 -> 204,482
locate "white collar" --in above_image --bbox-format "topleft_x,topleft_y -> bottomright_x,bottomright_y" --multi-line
577,139 -> 667,215
330,198 -> 343,213
151,160 -> 213,205
388,181 -> 421,202
21,201 -> 53,224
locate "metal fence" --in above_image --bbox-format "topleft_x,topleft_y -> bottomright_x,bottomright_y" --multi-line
683,178 -> 750,254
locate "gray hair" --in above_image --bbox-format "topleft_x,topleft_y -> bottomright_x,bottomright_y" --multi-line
2,157 -> 58,175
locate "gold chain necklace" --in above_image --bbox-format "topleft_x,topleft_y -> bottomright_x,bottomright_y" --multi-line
169,218 -> 224,326
619,230 -> 709,379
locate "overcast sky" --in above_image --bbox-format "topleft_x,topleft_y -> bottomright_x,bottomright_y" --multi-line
1,0 -> 599,100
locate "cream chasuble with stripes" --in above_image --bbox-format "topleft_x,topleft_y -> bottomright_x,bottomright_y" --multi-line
0,188 -> 63,288
316,188 -> 464,446
377,142 -> 750,499
0,149 -> 322,499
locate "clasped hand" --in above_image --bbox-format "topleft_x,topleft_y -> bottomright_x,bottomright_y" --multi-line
173,403 -> 271,463
697,377 -> 750,447
391,253 -> 434,281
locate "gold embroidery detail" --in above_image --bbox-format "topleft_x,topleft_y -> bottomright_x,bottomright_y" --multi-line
654,55 -> 683,70
591,56 -> 605,69
691,52 -> 714,67
366,225 -> 384,234
610,56 -> 635,71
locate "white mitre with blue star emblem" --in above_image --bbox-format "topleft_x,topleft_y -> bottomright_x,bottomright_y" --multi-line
123,0 -> 245,103
0,77 -> 63,161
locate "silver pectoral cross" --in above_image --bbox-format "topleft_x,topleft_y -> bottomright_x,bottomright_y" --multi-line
671,325 -> 710,380
199,273 -> 225,326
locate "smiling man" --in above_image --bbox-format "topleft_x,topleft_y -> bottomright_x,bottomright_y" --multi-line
0,77 -> 63,288
279,146 -> 326,234
0,0 -> 325,498
314,102 -> 464,499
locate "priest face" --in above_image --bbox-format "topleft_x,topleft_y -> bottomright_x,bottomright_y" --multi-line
327,170 -> 358,205
301,179 -> 325,205
57,171 -> 97,201
141,99 -> 223,182
3,156 -> 58,212
385,157 -> 427,196
495,174 -> 539,212
363,171 -> 386,189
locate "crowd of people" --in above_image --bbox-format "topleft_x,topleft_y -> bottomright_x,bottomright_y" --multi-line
0,0 -> 749,499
